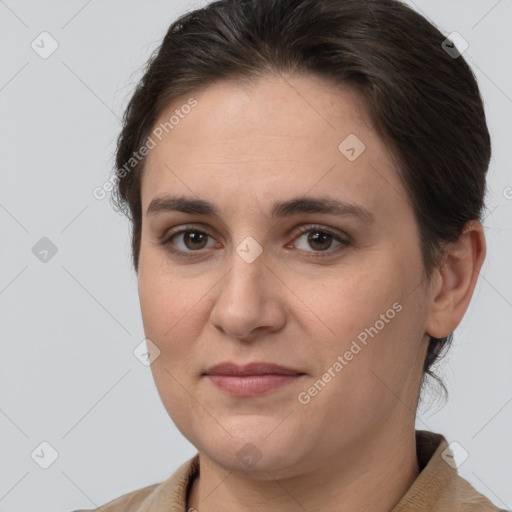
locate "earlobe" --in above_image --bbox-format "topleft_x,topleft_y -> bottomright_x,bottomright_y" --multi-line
425,220 -> 486,339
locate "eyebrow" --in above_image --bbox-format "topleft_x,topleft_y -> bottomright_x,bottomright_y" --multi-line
146,195 -> 375,223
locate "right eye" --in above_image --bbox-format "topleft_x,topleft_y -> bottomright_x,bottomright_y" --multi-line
160,227 -> 219,258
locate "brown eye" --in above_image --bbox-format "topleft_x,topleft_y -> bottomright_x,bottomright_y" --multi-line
180,231 -> 209,250
290,225 -> 349,258
159,224 -> 349,260
160,227 -> 217,258
305,231 -> 333,251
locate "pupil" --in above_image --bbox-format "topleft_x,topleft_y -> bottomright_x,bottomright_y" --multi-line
308,231 -> 331,251
186,231 -> 207,250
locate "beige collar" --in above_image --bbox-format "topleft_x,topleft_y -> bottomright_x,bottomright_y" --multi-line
101,430 -> 502,512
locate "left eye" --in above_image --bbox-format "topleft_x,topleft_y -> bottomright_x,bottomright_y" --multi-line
289,226 -> 347,255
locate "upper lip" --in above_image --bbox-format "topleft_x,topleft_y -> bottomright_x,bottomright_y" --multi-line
204,362 -> 305,376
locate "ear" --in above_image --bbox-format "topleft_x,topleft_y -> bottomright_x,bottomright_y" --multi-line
425,220 -> 486,338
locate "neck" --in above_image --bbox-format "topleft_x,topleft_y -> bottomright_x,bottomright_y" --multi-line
187,422 -> 420,512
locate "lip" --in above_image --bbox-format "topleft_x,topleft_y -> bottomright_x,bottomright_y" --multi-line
205,361 -> 304,376
204,362 -> 306,396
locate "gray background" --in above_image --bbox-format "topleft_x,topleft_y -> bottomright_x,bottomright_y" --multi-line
1,0 -> 511,510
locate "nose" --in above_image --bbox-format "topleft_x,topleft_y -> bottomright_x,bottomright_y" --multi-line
209,246 -> 287,341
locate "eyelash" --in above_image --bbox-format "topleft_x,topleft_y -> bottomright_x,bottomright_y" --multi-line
159,224 -> 350,260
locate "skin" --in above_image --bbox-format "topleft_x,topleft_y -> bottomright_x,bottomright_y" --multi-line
137,73 -> 486,512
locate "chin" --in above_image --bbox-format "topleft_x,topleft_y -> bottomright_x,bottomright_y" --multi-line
193,425 -> 307,477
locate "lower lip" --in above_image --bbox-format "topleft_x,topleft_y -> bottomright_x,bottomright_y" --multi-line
206,374 -> 304,396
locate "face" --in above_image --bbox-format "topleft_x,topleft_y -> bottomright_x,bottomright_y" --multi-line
138,74 -> 432,478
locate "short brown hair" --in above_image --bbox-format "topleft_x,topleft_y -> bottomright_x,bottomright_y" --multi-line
112,0 -> 491,398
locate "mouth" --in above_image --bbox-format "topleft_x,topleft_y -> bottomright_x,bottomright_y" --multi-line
203,361 -> 306,396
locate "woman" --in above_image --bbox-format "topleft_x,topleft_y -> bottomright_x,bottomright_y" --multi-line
77,0 -> 505,510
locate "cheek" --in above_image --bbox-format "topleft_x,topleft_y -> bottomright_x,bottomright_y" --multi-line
138,246 -> 192,337
298,261 -> 404,343
139,277 -> 200,360
138,253 -> 214,377
139,266 -> 207,431
300,250 -> 426,390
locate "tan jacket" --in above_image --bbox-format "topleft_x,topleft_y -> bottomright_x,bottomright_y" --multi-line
74,431 -> 506,512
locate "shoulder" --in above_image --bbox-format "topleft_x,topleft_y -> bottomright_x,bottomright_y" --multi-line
69,453 -> 200,512
393,431 -> 506,512
70,482 -> 159,512
449,472 -> 507,511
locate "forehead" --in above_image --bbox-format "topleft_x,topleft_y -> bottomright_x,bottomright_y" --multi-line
141,73 -> 408,220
